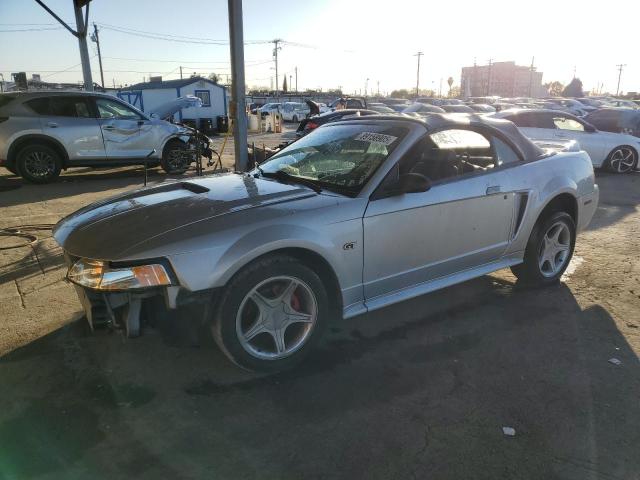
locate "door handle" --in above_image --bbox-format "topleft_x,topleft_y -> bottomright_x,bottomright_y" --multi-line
555,133 -> 567,138
486,185 -> 501,195
46,122 -> 58,128
103,125 -> 115,130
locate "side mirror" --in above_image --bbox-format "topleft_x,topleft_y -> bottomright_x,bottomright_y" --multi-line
397,172 -> 431,193
374,172 -> 432,199
584,122 -> 596,133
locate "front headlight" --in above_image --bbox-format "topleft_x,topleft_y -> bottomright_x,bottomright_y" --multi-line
67,258 -> 172,291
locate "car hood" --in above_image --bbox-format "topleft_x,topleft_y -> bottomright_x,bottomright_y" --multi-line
149,95 -> 202,120
53,173 -> 316,261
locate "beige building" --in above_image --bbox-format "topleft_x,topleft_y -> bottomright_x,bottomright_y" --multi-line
461,61 -> 544,98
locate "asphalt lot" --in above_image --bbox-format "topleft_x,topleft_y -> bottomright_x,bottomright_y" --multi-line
0,144 -> 639,479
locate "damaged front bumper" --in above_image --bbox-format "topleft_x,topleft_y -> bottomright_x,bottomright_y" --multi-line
64,254 -> 213,337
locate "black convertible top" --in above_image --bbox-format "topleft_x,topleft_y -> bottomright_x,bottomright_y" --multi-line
338,113 -> 546,161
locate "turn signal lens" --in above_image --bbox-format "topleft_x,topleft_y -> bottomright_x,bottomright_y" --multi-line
68,259 -> 172,290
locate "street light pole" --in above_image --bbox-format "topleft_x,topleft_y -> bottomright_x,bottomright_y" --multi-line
414,51 -> 423,98
227,0 -> 248,171
616,64 -> 626,96
272,39 -> 282,98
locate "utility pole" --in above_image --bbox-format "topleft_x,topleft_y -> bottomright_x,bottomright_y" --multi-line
91,23 -> 104,88
414,51 -> 423,98
227,0 -> 248,171
486,58 -> 493,96
180,66 -> 183,79
289,75 -> 292,93
35,0 -> 93,91
272,39 -> 282,98
528,56 -> 534,97
616,64 -> 626,96
438,77 -> 442,97
295,66 -> 298,92
377,80 -> 380,96
365,78 -> 369,97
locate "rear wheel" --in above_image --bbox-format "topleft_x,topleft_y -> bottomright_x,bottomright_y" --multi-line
606,146 -> 637,173
16,144 -> 62,183
211,254 -> 330,372
511,211 -> 575,286
161,139 -> 190,174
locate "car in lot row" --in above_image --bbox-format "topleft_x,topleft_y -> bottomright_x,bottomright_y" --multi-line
493,109 -> 640,173
280,102 -> 310,122
585,108 -> 640,138
0,91 -> 210,183
55,113 -> 599,372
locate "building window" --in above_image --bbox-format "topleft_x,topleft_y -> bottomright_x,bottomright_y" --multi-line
194,90 -> 211,107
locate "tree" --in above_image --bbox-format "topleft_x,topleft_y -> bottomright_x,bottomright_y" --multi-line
544,81 -> 564,97
448,86 -> 461,98
282,76 -> 288,93
208,73 -> 219,84
390,89 -> 410,98
562,78 -> 584,98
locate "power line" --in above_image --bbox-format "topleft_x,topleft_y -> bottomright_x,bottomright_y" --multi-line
0,27 -> 63,32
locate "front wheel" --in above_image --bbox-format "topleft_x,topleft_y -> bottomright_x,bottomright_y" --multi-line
161,139 -> 190,174
606,146 -> 637,173
211,255 -> 330,372
511,211 -> 575,286
16,144 -> 62,184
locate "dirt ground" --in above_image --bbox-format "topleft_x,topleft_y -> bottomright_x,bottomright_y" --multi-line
0,145 -> 639,479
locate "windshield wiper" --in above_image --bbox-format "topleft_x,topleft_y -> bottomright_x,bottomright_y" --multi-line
261,170 -> 322,193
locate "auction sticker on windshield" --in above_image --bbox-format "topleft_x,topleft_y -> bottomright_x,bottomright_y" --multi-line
354,132 -> 398,145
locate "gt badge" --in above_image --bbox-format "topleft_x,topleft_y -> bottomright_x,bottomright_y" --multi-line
343,241 -> 356,251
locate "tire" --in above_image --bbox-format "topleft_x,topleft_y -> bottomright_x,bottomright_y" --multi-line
161,139 -> 190,174
510,211 -> 575,286
292,115 -> 298,123
606,146 -> 637,174
211,254 -> 330,372
16,144 -> 62,184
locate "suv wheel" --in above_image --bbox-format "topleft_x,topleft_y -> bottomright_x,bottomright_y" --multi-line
161,139 -> 190,174
16,144 -> 62,184
211,254 -> 330,372
511,211 -> 575,286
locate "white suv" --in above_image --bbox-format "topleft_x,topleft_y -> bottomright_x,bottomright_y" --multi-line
280,102 -> 310,123
0,91 -> 209,183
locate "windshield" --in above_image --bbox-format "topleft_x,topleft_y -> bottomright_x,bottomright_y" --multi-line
256,124 -> 407,196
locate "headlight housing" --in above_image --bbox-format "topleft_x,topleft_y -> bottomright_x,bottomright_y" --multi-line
67,258 -> 172,291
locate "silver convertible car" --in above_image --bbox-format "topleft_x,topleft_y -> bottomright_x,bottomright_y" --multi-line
54,114 -> 599,372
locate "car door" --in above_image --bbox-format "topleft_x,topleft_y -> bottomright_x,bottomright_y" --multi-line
27,95 -> 106,161
93,96 -> 156,159
551,113 -> 605,162
362,127 -> 517,301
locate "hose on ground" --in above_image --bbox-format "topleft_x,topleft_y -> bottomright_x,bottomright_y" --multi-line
0,224 -> 55,251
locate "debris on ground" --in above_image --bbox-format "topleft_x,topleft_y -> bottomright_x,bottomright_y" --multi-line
608,358 -> 622,366
626,322 -> 638,329
502,427 -> 516,437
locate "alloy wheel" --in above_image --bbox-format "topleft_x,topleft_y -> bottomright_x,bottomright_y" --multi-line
23,150 -> 55,179
236,276 -> 318,360
609,147 -> 636,173
538,221 -> 571,278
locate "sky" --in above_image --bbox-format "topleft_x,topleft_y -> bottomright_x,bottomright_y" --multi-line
1,0 -> 639,95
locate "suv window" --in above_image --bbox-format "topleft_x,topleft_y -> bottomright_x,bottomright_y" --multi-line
25,96 -> 92,118
96,98 -> 142,120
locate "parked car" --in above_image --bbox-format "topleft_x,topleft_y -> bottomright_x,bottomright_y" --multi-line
257,103 -> 282,116
0,91 -> 212,183
367,104 -> 397,114
54,113 -> 599,372
576,98 -> 610,109
328,97 -> 368,110
280,102 -> 310,123
541,98 -> 594,117
401,103 -> 446,115
440,104 -> 475,113
467,104 -> 496,113
606,99 -> 640,110
494,109 -> 640,173
295,108 -> 378,137
585,108 -> 640,138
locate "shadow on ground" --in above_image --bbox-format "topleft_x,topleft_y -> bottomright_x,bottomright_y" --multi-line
1,274 -> 638,480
